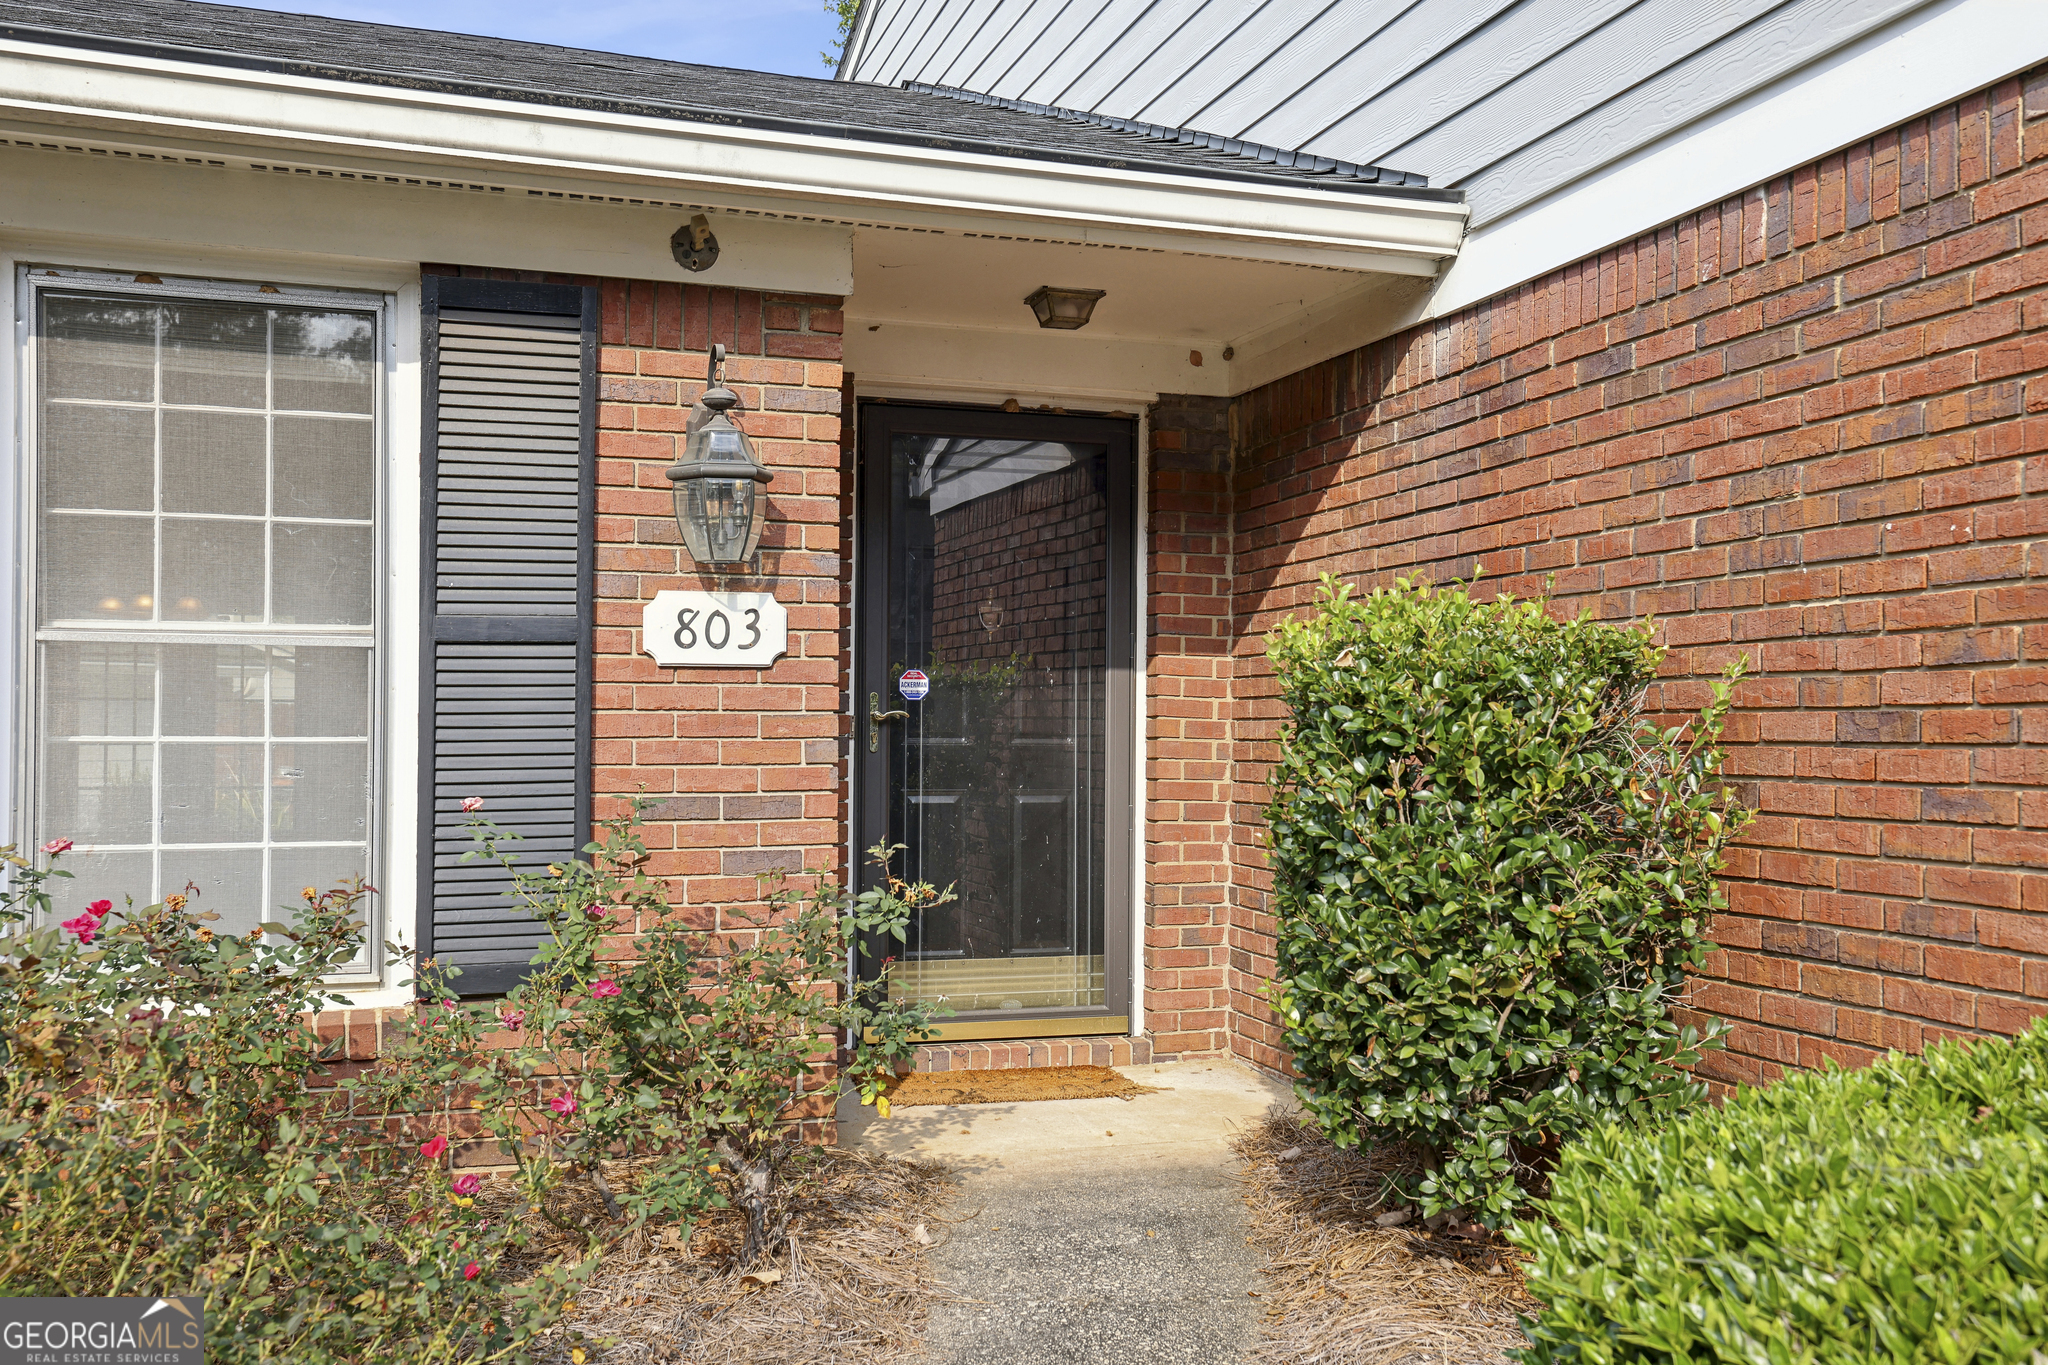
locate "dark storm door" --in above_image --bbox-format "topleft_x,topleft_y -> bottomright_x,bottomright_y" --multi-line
856,403 -> 1136,1039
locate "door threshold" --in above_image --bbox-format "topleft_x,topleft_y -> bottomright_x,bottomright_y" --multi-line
910,1015 -> 1130,1043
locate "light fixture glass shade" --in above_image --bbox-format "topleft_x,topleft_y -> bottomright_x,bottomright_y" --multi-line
665,390 -> 772,565
1024,285 -> 1106,330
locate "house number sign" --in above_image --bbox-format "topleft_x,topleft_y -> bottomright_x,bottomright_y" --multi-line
641,590 -> 787,668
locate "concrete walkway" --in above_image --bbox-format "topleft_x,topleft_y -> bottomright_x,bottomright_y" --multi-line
840,1058 -> 1294,1365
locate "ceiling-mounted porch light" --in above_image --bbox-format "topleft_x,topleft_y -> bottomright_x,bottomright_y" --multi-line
1024,285 -> 1106,330
666,343 -> 772,566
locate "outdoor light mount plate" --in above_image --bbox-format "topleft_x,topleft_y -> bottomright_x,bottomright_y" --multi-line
672,213 -> 721,273
643,590 -> 787,668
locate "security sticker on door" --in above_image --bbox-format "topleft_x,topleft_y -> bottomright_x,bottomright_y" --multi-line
642,591 -> 787,668
898,669 -> 930,701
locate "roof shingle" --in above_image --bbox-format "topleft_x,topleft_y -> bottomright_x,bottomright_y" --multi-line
0,0 -> 1455,199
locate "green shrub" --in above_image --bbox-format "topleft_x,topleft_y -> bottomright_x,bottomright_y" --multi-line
1513,1022 -> 2048,1364
1264,577 -> 1749,1224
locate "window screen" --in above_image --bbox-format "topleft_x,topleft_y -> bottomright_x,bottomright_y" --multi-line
31,288 -> 378,948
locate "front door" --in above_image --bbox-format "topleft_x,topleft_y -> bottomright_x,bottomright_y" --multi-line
855,403 -> 1135,1040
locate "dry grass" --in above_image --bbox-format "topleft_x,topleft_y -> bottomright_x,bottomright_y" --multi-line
484,1146 -> 960,1364
1234,1111 -> 1538,1365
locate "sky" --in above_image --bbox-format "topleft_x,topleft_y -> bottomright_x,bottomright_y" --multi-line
235,0 -> 847,78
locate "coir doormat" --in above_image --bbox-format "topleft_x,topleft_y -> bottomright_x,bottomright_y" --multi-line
885,1064 -> 1164,1106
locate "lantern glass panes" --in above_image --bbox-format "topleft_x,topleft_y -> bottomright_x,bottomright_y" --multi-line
667,394 -> 771,565
1023,286 -> 1105,330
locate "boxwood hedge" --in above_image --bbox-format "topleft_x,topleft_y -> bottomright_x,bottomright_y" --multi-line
1264,577 -> 1749,1223
1513,1021 -> 2048,1364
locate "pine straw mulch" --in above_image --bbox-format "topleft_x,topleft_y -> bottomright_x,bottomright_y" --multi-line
480,1146 -> 962,1365
1234,1111 -> 1539,1365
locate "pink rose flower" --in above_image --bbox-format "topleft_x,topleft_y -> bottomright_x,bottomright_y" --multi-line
453,1173 -> 482,1196
60,912 -> 100,944
585,905 -> 606,921
443,999 -> 460,1011
460,796 -> 484,813
498,1008 -> 526,1031
463,1261 -> 481,1281
41,838 -> 72,855
589,979 -> 621,1000
549,1093 -> 577,1117
420,1135 -> 450,1159
88,900 -> 111,916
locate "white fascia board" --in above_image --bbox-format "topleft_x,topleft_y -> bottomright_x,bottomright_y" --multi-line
1425,0 -> 2048,321
0,38 -> 1467,273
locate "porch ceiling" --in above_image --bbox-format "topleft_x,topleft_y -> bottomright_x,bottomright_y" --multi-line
842,226 -> 1440,403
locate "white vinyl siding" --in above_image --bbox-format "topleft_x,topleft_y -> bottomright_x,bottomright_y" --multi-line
843,0 -> 1948,226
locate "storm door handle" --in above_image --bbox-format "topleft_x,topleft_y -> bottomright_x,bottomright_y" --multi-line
868,692 -> 909,752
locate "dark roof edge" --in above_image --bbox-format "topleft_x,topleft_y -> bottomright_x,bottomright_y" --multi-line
904,81 -> 1430,189
0,19 -> 1464,205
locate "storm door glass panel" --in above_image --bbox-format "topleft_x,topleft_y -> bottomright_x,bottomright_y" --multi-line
884,435 -> 1108,1013
31,289 -> 377,949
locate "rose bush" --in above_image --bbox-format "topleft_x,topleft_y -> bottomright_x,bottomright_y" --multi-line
1,798 -> 951,1357
0,853 -> 589,1362
366,799 -> 950,1265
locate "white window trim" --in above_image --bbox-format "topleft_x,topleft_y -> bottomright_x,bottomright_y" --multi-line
5,259 -> 418,999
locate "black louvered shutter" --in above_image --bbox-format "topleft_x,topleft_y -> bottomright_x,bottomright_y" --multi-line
419,277 -> 597,996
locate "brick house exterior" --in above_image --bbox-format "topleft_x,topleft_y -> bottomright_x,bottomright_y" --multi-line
1223,69 -> 2048,1089
317,68 -> 2048,1098
13,0 -> 2048,1121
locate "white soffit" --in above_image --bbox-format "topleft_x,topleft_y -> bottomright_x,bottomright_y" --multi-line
0,37 -> 1467,276
1425,0 -> 2048,321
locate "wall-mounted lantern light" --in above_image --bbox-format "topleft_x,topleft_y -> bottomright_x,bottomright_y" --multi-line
666,343 -> 772,566
1024,285 -> 1106,330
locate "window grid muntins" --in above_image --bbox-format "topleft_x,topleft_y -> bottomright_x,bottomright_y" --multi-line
32,290 -> 377,938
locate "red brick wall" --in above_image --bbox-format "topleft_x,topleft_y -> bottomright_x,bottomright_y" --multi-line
317,271 -> 846,1127
590,280 -> 848,932
1228,70 -> 2048,1089
417,267 -> 847,921
1146,395 -> 1237,1057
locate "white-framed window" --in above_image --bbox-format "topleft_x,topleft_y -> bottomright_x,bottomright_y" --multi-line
18,268 -> 387,967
